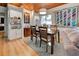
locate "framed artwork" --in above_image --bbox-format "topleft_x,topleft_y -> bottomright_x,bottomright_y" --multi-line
59,10 -> 63,26
71,7 -> 77,26
55,6 -> 78,27
24,13 -> 30,23
56,11 -> 60,25
63,10 -> 67,26
77,6 -> 79,26
67,8 -> 71,26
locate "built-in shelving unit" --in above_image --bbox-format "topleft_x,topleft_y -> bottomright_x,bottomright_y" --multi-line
7,4 -> 23,40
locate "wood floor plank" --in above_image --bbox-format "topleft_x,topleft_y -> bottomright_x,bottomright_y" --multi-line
2,40 -> 9,56
15,39 -> 30,55
12,40 -> 24,56
19,39 -> 38,56
8,41 -> 17,56
0,39 -> 3,56
0,38 -> 38,56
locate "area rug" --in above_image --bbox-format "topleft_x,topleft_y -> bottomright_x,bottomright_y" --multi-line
24,37 -> 66,56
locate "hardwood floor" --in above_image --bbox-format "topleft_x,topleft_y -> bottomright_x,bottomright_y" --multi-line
0,38 -> 38,56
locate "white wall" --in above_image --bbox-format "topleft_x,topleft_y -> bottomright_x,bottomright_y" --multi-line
34,15 -> 40,26
31,12 -> 40,26
30,11 -> 40,26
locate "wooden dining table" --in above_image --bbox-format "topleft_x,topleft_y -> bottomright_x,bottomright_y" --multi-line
36,28 -> 60,54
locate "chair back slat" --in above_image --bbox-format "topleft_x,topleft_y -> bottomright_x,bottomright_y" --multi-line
31,26 -> 36,36
39,27 -> 48,41
51,25 -> 58,34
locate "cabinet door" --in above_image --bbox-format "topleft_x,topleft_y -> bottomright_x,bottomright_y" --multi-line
17,29 -> 22,39
8,29 -> 16,40
24,28 -> 31,37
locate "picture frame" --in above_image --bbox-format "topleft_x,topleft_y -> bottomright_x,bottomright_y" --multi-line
24,13 -> 30,23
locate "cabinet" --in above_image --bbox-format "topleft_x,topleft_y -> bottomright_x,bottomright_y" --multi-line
7,6 -> 23,40
8,29 -> 22,40
17,29 -> 22,39
24,28 -> 31,37
0,31 -> 4,38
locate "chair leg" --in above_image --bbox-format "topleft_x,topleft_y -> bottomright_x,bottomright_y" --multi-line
35,36 -> 37,44
58,31 -> 60,43
54,34 -> 57,42
40,39 -> 42,47
31,35 -> 33,41
46,43 -> 48,52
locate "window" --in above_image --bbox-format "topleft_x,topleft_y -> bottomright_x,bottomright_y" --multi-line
40,15 -> 46,25
40,14 -> 52,25
46,15 -> 52,25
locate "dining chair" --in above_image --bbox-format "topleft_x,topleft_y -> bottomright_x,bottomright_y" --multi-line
51,25 -> 60,43
31,26 -> 38,44
39,26 -> 50,52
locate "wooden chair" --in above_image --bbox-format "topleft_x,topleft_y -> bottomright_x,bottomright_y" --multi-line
31,26 -> 38,44
39,26 -> 49,52
51,25 -> 60,43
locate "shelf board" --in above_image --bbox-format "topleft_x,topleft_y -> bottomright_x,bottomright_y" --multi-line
0,24 -> 5,26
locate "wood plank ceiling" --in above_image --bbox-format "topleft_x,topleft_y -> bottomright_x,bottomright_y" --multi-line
0,3 -> 7,7
33,3 -> 65,12
0,3 -> 65,12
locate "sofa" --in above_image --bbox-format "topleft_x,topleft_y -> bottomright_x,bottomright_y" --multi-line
59,28 -> 79,56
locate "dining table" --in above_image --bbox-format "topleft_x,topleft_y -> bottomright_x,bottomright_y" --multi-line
36,28 -> 60,54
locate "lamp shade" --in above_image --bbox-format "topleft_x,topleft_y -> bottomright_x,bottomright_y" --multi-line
39,8 -> 47,14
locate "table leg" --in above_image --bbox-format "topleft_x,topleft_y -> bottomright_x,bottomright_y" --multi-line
58,31 -> 60,43
51,34 -> 54,54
